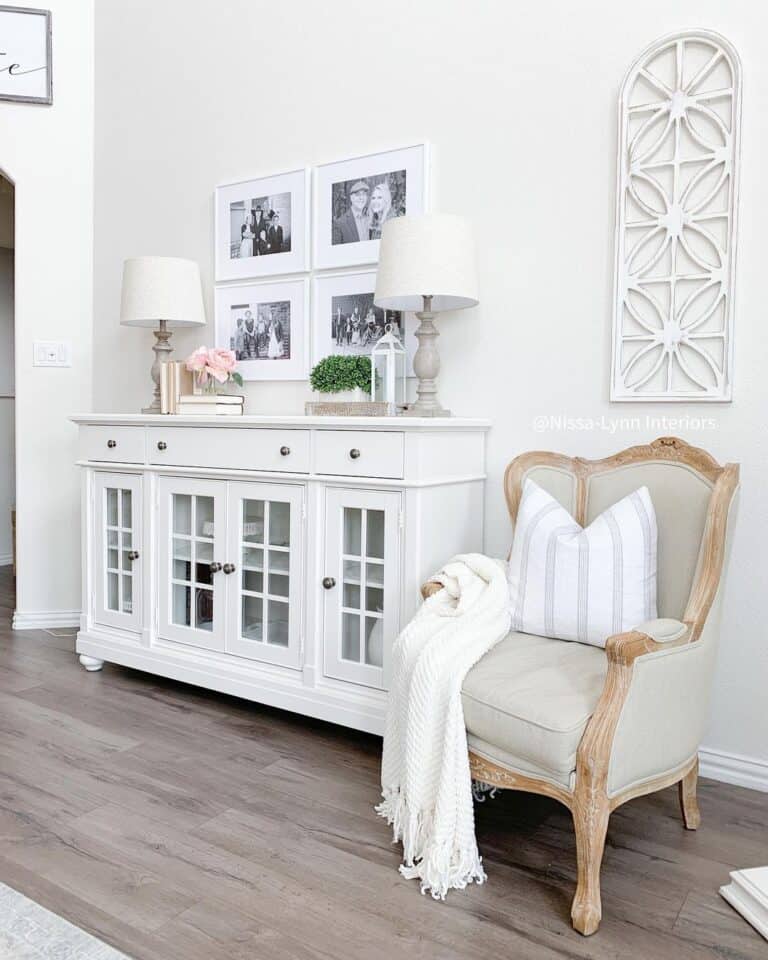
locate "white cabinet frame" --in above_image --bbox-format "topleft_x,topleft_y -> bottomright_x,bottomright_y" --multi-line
92,472 -> 143,634
74,415 -> 489,736
322,487 -> 401,690
225,480 -> 304,669
157,476 -> 227,652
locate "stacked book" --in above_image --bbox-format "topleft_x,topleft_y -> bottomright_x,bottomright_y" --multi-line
160,361 -> 244,416
176,394 -> 244,416
159,361 -> 194,414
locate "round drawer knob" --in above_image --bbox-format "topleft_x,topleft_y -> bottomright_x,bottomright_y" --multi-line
157,441 -> 167,451
223,563 -> 236,575
280,446 -> 290,457
322,576 -> 336,590
107,439 -> 117,449
349,448 -> 361,460
127,550 -> 140,561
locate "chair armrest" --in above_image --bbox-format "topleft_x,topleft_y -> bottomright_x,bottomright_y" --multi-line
576,619 -> 696,801
605,620 -> 693,666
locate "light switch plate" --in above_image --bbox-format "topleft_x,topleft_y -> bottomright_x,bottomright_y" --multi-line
33,340 -> 72,367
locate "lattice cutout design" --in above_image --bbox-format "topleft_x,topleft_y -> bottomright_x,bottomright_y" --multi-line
611,31 -> 741,401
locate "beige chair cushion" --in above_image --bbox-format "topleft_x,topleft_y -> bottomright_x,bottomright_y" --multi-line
521,460 -> 713,621
462,631 -> 608,783
586,463 -> 712,620
467,736 -> 576,789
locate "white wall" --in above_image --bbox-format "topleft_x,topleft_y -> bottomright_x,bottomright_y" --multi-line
0,246 -> 14,565
0,0 -> 94,622
93,0 -> 767,779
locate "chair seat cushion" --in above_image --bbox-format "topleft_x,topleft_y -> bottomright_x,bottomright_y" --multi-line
461,631 -> 608,779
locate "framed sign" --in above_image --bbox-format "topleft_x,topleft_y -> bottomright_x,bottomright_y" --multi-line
0,6 -> 52,105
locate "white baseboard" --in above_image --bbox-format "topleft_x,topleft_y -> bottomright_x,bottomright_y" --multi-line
720,867 -> 768,941
12,610 -> 80,630
699,747 -> 768,793
0,554 -> 12,567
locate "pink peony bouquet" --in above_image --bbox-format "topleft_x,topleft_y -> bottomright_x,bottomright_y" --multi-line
185,346 -> 243,392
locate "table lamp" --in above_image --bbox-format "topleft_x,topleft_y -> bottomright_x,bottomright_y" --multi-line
374,213 -> 478,417
120,256 -> 206,413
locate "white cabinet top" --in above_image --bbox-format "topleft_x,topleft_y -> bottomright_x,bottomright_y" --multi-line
73,414 -> 489,488
71,413 -> 491,431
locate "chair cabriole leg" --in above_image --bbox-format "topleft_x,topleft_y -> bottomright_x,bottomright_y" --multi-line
679,759 -> 701,830
570,791 -> 610,936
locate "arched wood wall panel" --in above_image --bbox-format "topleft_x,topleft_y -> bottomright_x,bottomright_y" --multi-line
611,31 -> 741,401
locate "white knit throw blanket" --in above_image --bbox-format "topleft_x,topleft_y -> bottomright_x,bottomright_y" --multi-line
376,553 -> 511,899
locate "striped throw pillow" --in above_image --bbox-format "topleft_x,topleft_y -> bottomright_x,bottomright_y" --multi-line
508,479 -> 658,648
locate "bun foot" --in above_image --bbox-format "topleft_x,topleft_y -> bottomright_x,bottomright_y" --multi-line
79,655 -> 104,672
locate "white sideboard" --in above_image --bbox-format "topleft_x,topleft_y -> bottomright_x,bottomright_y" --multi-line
72,414 -> 489,734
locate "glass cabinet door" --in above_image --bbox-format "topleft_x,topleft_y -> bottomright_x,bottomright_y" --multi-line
157,476 -> 226,651
323,488 -> 401,689
225,481 -> 304,668
93,472 -> 142,633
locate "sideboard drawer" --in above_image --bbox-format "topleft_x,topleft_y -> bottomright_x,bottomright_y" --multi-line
314,430 -> 404,479
147,427 -> 311,473
79,425 -> 146,464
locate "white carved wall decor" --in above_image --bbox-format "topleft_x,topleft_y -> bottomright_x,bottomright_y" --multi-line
611,30 -> 741,401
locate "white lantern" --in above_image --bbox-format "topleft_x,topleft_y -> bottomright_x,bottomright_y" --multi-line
371,322 -> 406,414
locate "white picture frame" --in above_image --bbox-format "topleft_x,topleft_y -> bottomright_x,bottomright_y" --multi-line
215,168 -> 309,281
215,278 -> 309,381
313,143 -> 429,270
0,6 -> 52,105
312,271 -> 417,374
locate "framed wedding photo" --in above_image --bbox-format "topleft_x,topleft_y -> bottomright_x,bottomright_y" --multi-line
215,278 -> 309,381
215,168 -> 309,281
313,143 -> 429,270
0,6 -> 52,105
312,271 -> 417,373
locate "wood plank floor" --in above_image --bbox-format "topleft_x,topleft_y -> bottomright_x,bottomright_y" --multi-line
0,566 -> 766,959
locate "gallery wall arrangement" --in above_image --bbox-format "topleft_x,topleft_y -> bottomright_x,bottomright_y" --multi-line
212,143 -> 429,383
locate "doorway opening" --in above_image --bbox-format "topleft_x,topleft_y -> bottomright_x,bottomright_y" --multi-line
0,173 -> 14,624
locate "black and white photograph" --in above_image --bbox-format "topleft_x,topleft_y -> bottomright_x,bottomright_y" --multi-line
215,278 -> 309,381
329,291 -> 402,353
215,169 -> 309,281
227,299 -> 291,361
230,193 -> 291,260
331,170 -> 406,246
314,144 -> 429,269
312,271 -> 418,371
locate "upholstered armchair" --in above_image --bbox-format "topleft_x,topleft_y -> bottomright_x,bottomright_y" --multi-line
422,437 -> 739,936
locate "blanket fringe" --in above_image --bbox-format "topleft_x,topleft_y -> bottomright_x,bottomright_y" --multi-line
376,789 -> 486,900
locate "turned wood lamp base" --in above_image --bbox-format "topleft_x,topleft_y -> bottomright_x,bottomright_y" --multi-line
142,319 -> 174,414
403,297 -> 451,418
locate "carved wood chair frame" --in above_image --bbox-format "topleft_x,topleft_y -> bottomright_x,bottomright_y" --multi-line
422,436 -> 739,936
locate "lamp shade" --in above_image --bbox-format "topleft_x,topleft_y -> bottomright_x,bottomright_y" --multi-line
120,256 -> 206,328
374,213 -> 479,312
